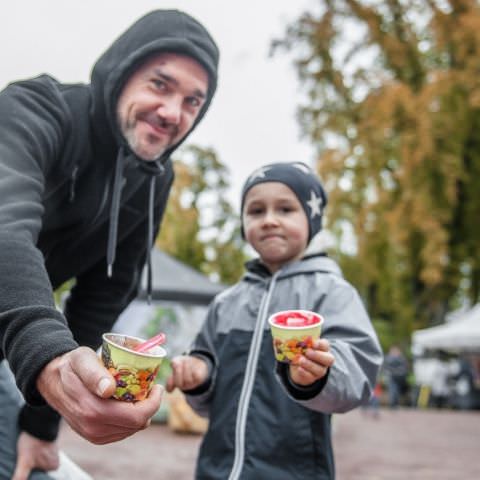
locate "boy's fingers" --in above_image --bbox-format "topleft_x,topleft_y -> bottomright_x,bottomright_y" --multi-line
290,365 -> 318,386
171,357 -> 190,389
183,362 -> 196,387
165,375 -> 175,392
304,360 -> 328,379
313,338 -> 330,351
305,348 -> 335,367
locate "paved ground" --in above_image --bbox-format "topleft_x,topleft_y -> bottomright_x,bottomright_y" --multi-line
58,407 -> 480,479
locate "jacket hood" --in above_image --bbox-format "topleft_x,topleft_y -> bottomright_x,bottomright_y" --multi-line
244,253 -> 343,281
90,9 -> 219,163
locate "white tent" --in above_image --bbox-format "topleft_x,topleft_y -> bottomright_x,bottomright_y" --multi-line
412,304 -> 480,354
112,248 -> 225,357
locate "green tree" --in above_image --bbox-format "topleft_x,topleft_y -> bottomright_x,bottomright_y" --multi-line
274,0 -> 480,343
157,145 -> 246,284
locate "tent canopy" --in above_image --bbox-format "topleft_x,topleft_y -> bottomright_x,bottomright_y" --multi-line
412,304 -> 480,354
139,248 -> 226,305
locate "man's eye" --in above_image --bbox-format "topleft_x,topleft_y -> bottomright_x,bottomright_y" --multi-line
186,96 -> 201,108
152,79 -> 167,90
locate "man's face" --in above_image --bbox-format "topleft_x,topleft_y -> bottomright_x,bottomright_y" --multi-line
242,182 -> 309,273
117,52 -> 209,161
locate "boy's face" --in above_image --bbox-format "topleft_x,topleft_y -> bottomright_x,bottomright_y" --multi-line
242,182 -> 309,273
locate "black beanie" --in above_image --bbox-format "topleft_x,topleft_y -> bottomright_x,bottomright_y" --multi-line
240,162 -> 328,242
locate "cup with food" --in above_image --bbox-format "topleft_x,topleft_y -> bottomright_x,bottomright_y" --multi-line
268,310 -> 323,364
101,333 -> 166,402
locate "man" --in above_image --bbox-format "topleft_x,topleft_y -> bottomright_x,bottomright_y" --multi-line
384,345 -> 409,408
0,9 -> 219,479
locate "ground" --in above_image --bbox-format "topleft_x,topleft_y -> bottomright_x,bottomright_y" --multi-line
58,407 -> 480,479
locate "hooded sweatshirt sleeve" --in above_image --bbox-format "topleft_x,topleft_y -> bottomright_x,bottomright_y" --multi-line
276,274 -> 383,413
184,300 -> 221,417
0,79 -> 78,405
16,207 -> 163,443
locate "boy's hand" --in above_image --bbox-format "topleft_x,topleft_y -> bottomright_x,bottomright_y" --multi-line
289,339 -> 335,387
166,355 -> 209,393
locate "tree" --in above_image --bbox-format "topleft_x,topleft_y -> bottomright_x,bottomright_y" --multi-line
157,145 -> 246,285
274,0 -> 480,342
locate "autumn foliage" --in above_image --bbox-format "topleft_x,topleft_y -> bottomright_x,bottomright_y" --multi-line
156,145 -> 246,285
275,0 -> 480,341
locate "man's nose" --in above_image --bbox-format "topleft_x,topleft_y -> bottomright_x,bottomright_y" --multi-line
157,96 -> 182,124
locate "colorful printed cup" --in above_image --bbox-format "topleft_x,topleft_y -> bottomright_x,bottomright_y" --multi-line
101,333 -> 166,402
268,310 -> 323,364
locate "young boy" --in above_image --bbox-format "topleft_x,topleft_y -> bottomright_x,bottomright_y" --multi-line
167,162 -> 383,479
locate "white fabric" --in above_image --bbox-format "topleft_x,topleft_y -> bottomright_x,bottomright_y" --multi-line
48,452 -> 92,480
412,304 -> 480,353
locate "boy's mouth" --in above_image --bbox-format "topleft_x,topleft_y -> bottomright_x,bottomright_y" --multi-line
261,234 -> 283,241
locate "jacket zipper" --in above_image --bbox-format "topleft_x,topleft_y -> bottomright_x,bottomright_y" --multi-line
227,272 -> 279,480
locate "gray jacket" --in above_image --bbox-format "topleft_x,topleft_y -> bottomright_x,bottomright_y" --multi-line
186,254 -> 383,480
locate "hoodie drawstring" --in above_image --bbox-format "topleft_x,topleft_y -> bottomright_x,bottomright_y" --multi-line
146,176 -> 156,304
69,165 -> 79,202
107,148 -> 126,278
107,149 -> 164,304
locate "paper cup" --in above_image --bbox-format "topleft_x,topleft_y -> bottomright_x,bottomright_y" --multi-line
101,333 -> 166,402
268,310 -> 323,363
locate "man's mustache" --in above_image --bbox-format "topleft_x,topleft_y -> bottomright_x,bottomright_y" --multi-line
138,112 -> 178,137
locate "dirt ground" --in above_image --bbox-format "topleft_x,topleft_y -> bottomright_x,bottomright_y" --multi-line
58,407 -> 480,479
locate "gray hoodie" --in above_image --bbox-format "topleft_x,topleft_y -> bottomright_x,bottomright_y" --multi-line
186,254 -> 383,479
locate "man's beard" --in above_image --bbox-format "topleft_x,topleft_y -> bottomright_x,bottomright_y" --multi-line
123,128 -> 168,162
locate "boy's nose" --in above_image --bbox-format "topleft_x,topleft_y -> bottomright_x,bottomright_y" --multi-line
262,211 -> 279,226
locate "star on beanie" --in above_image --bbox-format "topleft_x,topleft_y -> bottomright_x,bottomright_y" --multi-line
240,161 -> 328,242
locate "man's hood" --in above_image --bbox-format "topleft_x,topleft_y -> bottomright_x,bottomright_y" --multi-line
89,10 -> 219,290
89,9 -> 219,162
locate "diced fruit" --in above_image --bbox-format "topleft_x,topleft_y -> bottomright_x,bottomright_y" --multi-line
115,387 -> 127,397
129,384 -> 141,395
273,334 -> 315,363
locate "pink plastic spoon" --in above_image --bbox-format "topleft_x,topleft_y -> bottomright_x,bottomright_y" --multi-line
133,332 -> 166,353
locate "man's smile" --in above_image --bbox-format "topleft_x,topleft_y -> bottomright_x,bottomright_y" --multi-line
138,113 -> 178,138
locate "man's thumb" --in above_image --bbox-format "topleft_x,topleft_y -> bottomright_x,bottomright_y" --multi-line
70,347 -> 116,398
97,376 -> 115,397
12,460 -> 30,480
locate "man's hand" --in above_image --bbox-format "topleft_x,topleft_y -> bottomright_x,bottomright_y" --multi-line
37,347 -> 163,444
166,355 -> 209,393
12,431 -> 59,480
289,338 -> 335,386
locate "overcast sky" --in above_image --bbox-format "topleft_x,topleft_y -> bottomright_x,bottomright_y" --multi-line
1,0 -> 318,208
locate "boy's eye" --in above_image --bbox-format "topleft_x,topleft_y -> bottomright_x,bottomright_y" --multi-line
247,207 -> 264,215
278,204 -> 298,214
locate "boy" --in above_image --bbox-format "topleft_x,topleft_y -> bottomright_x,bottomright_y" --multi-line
167,162 -> 383,479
